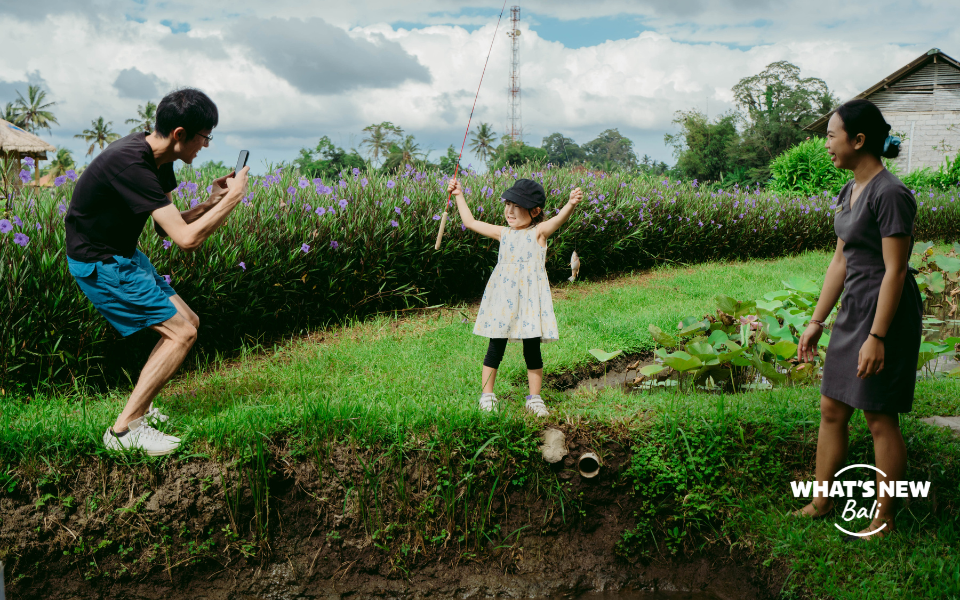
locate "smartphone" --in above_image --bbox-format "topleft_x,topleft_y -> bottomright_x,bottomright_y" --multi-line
234,150 -> 249,176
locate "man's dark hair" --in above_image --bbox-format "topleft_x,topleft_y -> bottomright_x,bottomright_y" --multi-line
836,99 -> 899,159
155,88 -> 218,140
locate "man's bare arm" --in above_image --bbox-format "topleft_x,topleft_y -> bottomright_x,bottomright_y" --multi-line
152,167 -> 249,250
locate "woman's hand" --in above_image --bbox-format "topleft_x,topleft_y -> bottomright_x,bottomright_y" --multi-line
447,178 -> 464,197
568,187 -> 583,207
798,323 -> 823,363
857,336 -> 885,379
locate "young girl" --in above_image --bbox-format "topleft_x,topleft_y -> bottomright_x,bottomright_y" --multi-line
447,177 -> 582,417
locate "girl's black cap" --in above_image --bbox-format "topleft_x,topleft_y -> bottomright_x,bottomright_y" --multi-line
501,178 -> 546,210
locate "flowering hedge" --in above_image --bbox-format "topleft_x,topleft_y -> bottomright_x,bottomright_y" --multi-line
2,161 -> 959,390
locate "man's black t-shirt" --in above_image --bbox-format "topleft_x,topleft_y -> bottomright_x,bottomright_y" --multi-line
65,133 -> 177,262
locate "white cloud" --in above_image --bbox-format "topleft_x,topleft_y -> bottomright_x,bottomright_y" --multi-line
0,2 -> 953,170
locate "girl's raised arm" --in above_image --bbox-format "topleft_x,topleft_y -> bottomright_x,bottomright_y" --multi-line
538,187 -> 583,239
449,178 -> 502,241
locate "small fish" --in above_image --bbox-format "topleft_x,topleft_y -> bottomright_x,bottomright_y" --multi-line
569,251 -> 580,282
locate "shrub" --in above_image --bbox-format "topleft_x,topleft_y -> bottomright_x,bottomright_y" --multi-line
768,138 -> 851,196
2,163 -> 959,390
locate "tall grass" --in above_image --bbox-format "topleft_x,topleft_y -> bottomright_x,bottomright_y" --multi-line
2,162 -> 959,390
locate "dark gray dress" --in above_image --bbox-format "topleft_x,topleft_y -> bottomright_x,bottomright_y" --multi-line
820,169 -> 923,413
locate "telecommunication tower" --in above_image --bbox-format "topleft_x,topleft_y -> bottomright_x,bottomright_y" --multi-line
507,5 -> 522,142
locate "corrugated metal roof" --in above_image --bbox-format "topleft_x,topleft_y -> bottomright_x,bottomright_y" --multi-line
806,48 -> 960,135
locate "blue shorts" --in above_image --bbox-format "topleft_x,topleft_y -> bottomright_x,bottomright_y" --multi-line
68,249 -> 178,337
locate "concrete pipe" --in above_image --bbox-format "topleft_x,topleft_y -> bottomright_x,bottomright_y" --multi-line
577,452 -> 601,478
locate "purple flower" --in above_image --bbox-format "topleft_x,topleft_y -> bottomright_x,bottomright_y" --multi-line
163,240 -> 173,250
0,219 -> 12,234
338,199 -> 348,209
12,232 -> 29,247
190,198 -> 200,209
205,185 -> 213,193
387,180 -> 396,189
394,206 -> 402,214
23,157 -> 34,167
58,203 -> 67,215
433,215 -> 441,221
461,224 -> 467,231
390,220 -> 399,227
316,206 -> 327,216
163,275 -> 172,284
304,203 -> 312,212
403,196 -> 411,205
301,243 -> 311,253
330,240 -> 339,249
361,178 -> 368,188
352,168 -> 360,176
54,175 -> 67,187
239,261 -> 246,271
19,170 -> 31,184
299,178 -> 309,189
11,215 -> 21,227
35,223 -> 41,231
287,186 -> 296,195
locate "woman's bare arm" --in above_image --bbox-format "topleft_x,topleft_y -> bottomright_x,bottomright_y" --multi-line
811,238 -> 848,322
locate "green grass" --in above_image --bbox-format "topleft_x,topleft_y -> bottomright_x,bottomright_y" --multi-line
2,249 -> 959,598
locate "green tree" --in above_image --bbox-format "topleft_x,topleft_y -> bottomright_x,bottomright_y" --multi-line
438,145 -> 461,173
2,102 -> 23,126
383,135 -> 427,172
361,122 -> 403,166
126,101 -> 157,134
731,61 -> 839,181
468,123 -> 497,163
74,117 -> 121,156
294,136 -> 365,180
541,133 -> 586,166
582,129 -> 637,171
11,85 -> 58,134
45,147 -> 76,177
664,110 -> 739,182
488,137 -> 548,171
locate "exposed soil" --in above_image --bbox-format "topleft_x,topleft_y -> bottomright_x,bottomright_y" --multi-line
0,430 -> 786,600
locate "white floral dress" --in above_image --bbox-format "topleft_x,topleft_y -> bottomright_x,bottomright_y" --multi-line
474,225 -> 559,342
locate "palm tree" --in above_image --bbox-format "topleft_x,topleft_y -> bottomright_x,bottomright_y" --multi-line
384,135 -> 426,171
2,102 -> 23,126
11,85 -> 58,134
75,117 -> 121,156
361,121 -> 403,166
125,101 -> 157,133
46,147 -> 76,177
468,123 -> 496,163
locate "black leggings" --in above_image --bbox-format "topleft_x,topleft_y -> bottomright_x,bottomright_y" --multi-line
483,338 -> 543,371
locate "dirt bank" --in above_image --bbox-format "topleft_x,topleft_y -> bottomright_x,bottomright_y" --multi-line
0,431 -> 786,599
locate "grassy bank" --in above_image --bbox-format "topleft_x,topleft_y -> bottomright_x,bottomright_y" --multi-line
2,250 -> 959,598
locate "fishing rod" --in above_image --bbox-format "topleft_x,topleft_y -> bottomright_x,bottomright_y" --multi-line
435,0 -> 510,251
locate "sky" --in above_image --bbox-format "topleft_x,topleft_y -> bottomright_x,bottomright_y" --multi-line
0,1 -> 956,174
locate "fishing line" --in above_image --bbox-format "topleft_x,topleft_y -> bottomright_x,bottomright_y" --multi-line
435,0 -> 510,250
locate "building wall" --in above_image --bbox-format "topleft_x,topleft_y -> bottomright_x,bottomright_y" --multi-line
884,110 -> 960,172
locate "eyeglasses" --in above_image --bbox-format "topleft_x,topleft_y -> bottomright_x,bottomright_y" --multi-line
196,132 -> 213,143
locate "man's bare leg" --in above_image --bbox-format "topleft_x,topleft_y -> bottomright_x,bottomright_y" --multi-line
113,300 -> 198,431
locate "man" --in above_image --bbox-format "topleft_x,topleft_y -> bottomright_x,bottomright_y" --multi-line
65,88 -> 249,456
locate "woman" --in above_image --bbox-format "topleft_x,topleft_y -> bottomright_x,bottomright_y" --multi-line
794,99 -> 922,541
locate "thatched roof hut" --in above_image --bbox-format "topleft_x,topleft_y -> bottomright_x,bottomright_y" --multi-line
0,118 -> 56,192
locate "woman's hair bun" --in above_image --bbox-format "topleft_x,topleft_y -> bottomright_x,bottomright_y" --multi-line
881,133 -> 901,159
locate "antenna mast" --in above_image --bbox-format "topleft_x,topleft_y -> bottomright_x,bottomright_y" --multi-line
507,5 -> 522,143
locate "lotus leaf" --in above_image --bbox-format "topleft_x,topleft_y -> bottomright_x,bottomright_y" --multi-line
715,295 -> 757,318
661,351 -> 703,372
949,366 -> 960,378
678,319 -> 710,337
912,241 -> 935,256
686,341 -> 718,360
763,290 -> 793,302
589,349 -> 623,363
752,356 -> 787,383
782,277 -> 819,295
918,352 -> 938,370
762,315 -> 794,341
932,255 -> 960,273
639,364 -> 667,377
756,298 -> 782,313
776,308 -> 808,332
924,272 -> 946,294
649,324 -> 678,348
771,340 -> 798,360
707,330 -> 729,345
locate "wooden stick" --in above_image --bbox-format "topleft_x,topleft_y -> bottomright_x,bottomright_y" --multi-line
434,211 -> 449,250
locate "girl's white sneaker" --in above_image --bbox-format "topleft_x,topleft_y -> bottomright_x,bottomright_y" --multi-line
479,393 -> 498,412
103,416 -> 181,456
144,403 -> 169,424
525,395 -> 549,418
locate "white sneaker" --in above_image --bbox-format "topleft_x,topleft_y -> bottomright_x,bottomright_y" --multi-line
479,393 -> 498,412
525,395 -> 550,418
144,403 -> 169,424
103,416 -> 181,456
